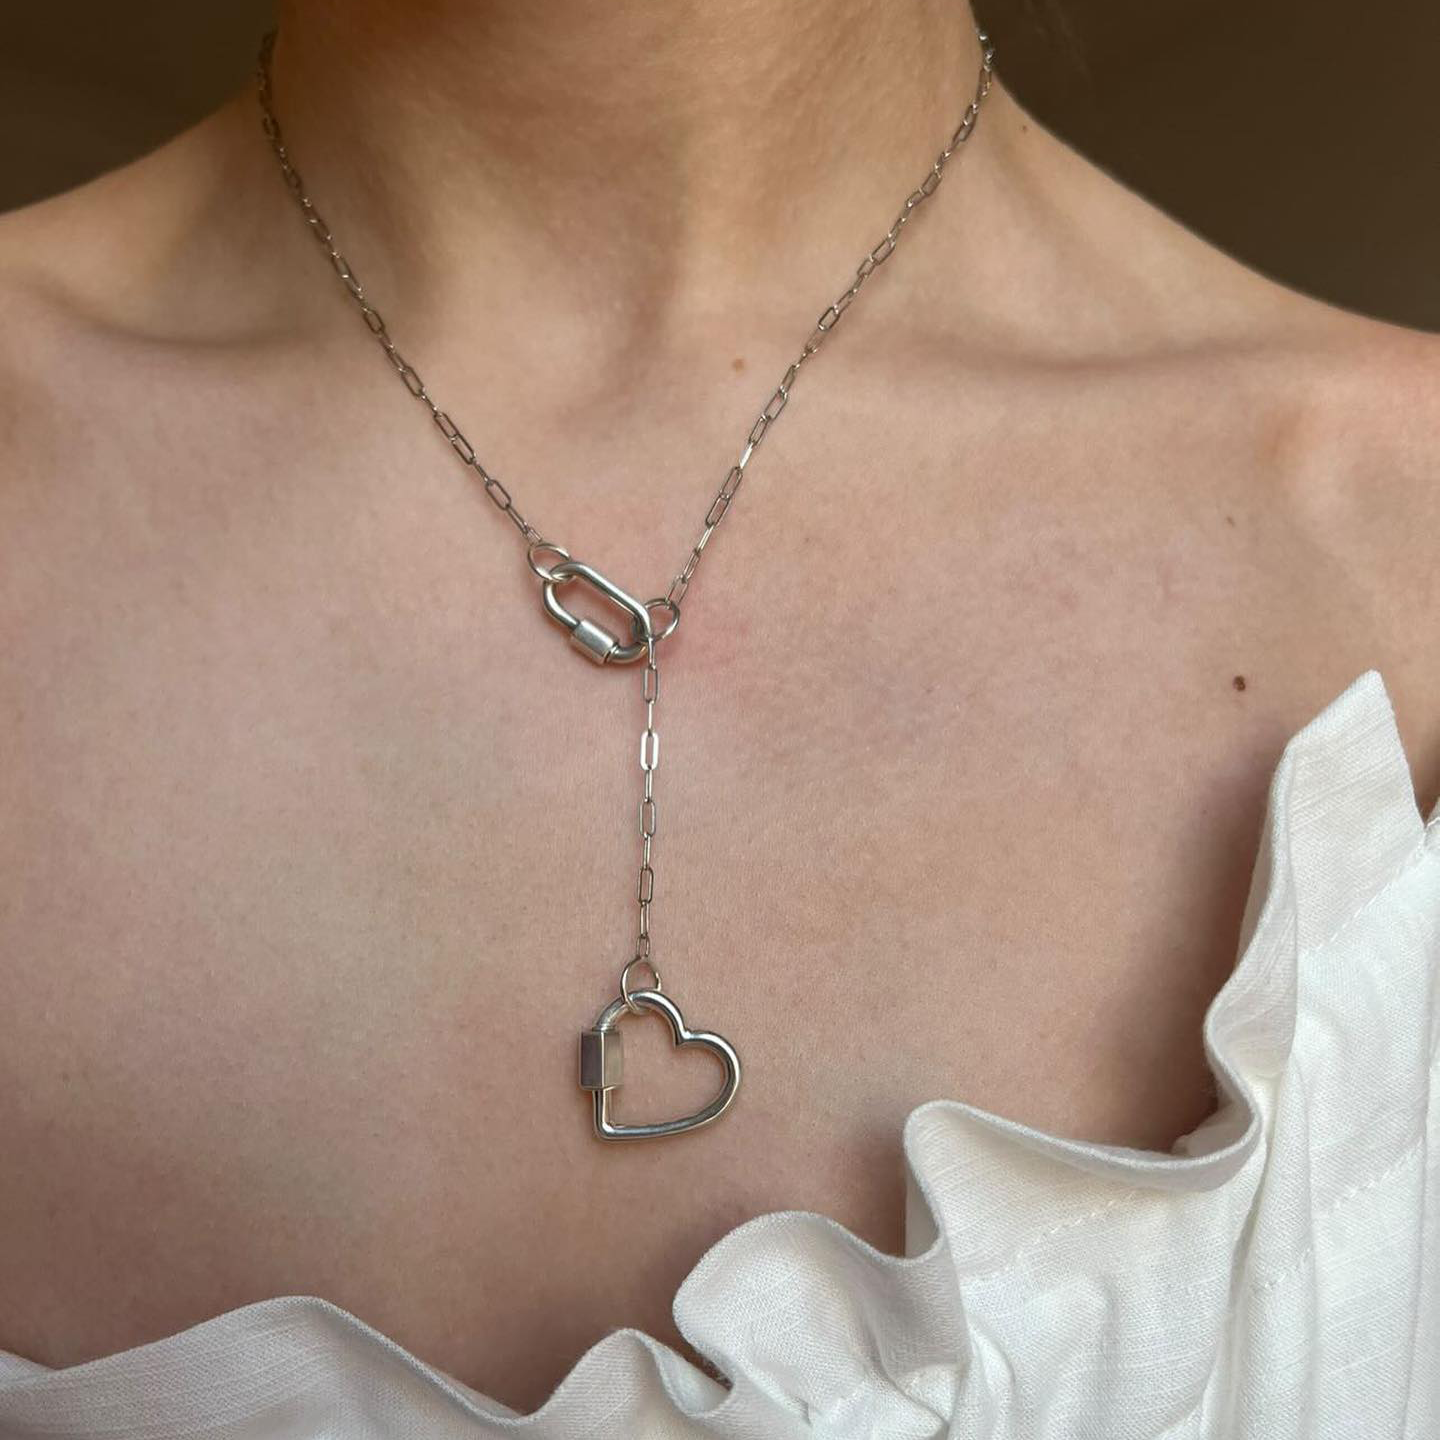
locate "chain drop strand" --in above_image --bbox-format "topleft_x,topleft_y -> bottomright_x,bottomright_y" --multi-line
631,640 -> 661,1010
254,29 -> 995,1018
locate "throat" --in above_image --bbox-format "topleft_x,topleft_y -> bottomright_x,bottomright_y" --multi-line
268,0 -> 996,294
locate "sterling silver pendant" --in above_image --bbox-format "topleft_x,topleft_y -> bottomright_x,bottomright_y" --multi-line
530,545 -> 742,1141
579,988 -> 742,1141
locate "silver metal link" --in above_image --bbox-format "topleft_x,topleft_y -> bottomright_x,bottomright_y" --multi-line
526,540 -> 572,581
631,635 -> 663,985
620,956 -> 662,1014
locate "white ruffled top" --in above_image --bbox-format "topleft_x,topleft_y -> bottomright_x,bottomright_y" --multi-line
3,668 -> 1437,1438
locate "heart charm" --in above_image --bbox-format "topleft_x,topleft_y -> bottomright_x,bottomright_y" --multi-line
579,988 -> 741,1141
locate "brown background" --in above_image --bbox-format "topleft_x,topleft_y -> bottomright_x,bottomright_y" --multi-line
2,0 -> 1437,330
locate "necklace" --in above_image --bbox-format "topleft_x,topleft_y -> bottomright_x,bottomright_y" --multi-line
254,27 -> 996,1142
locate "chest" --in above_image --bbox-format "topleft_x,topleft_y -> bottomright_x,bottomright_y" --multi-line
0,348 -> 1423,1408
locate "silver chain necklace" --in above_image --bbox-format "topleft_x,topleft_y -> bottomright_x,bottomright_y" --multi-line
254,27 -> 996,1141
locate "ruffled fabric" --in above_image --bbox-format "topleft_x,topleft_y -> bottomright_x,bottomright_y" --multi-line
3,668 -> 1437,1438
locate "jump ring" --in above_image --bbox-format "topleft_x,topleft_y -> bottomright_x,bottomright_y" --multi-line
621,956 -> 663,1014
644,598 -> 680,642
527,540 -> 571,581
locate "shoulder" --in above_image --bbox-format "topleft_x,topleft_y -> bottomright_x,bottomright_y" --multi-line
0,99 -> 241,451
0,96 -> 330,712
1115,157 -> 1440,733
0,92 -> 331,564
1114,165 -> 1440,797
991,86 -> 1440,508
972,88 -> 1440,784
0,91 -> 320,417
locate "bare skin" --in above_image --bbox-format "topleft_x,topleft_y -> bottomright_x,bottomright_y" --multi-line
1,0 -> 1438,1414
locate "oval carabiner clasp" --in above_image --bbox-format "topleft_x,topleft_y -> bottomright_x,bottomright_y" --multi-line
541,559 -> 653,665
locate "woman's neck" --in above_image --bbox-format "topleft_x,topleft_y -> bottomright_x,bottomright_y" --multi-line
267,0 -> 1007,314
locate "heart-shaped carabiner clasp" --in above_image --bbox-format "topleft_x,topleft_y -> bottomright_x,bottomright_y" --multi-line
579,988 -> 741,1140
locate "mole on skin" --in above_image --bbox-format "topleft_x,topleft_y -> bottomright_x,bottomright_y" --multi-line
1233,675 -> 1247,691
